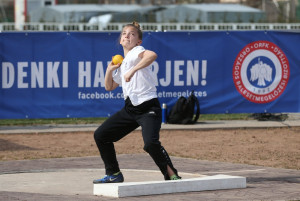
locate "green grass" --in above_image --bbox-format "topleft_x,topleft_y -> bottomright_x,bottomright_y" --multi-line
0,114 -> 252,126
0,117 -> 107,126
198,113 -> 251,121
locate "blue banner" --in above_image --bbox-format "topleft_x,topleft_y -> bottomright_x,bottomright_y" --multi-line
1,31 -> 300,119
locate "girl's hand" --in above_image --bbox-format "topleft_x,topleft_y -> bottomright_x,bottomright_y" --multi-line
124,69 -> 135,82
104,59 -> 121,91
108,60 -> 121,71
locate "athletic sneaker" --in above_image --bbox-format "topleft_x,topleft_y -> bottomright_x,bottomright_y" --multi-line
93,172 -> 124,184
170,174 -> 181,180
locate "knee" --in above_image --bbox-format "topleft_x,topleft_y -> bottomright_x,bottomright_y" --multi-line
94,127 -> 105,143
94,131 -> 100,143
143,142 -> 161,154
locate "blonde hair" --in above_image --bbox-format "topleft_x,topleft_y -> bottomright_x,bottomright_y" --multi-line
123,21 -> 143,40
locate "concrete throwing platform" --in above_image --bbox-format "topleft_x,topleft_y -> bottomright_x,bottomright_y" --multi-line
0,167 -> 246,198
94,174 -> 246,198
0,168 -> 202,196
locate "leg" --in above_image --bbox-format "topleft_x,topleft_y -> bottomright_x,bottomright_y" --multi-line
94,107 -> 139,175
136,99 -> 180,180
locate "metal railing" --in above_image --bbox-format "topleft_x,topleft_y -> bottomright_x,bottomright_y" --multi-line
1,22 -> 300,32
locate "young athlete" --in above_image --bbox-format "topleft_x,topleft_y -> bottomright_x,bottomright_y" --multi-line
93,21 -> 181,183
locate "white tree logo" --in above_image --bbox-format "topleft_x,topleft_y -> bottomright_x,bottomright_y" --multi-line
250,58 -> 272,86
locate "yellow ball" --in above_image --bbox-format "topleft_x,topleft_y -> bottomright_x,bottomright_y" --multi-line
112,55 -> 124,65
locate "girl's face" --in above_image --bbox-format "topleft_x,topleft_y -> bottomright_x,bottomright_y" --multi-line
120,26 -> 142,50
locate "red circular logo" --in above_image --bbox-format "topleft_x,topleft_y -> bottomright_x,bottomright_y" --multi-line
233,41 -> 289,103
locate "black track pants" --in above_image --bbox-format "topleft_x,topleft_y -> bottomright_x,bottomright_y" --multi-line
94,98 -> 179,180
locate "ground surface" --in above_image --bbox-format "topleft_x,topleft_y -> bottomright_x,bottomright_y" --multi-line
1,127 -> 299,170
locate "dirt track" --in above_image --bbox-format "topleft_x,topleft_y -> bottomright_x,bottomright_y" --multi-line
0,127 -> 299,170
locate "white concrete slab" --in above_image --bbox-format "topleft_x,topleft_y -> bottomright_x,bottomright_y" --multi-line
94,174 -> 246,197
0,168 -> 201,195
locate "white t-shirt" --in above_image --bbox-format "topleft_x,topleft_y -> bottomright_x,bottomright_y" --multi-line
113,46 -> 157,106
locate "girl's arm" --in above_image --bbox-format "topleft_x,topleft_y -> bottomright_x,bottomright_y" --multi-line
124,50 -> 157,82
104,61 -> 120,91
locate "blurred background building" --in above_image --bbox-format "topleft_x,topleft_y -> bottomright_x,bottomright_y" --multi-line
0,0 -> 299,31
28,3 -> 265,24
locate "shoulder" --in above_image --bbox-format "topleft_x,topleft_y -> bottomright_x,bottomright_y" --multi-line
132,46 -> 145,54
126,46 -> 146,60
